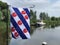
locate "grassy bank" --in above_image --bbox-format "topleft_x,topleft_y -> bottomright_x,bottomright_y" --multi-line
43,20 -> 60,26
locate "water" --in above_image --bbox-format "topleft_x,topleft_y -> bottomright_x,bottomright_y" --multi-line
9,26 -> 60,45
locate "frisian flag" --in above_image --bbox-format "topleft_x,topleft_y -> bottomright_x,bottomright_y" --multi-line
9,7 -> 30,39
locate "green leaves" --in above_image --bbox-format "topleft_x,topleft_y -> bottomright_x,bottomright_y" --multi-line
0,1 -> 7,9
40,12 -> 50,20
30,10 -> 37,24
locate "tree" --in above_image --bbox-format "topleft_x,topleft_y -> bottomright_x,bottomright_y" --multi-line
0,1 -> 8,22
51,16 -> 56,21
30,10 -> 37,23
2,9 -> 8,22
0,1 -> 7,9
30,10 -> 36,20
0,11 -> 2,20
39,12 -> 49,20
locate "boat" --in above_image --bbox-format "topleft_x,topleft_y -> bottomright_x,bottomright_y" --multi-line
36,21 -> 46,26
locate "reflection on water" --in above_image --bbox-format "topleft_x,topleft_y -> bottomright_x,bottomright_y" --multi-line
9,25 -> 60,45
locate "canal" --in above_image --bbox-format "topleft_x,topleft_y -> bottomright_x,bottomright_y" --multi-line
9,26 -> 60,45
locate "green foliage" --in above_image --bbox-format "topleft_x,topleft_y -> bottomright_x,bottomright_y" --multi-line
51,16 -> 56,21
0,1 -> 9,45
0,1 -> 7,9
0,21 -> 6,45
39,12 -> 50,20
0,11 -> 2,20
2,9 -> 8,22
51,16 -> 60,21
30,10 -> 37,24
39,12 -> 60,26
0,1 -> 8,22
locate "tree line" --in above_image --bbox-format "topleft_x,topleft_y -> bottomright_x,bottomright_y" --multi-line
30,9 -> 60,26
40,12 -> 60,21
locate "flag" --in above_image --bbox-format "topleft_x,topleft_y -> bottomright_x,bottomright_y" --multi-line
9,7 -> 30,39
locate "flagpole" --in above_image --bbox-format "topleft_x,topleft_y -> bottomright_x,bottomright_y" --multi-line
6,5 -> 8,45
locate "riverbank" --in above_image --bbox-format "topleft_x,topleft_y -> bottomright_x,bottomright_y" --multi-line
31,17 -> 60,26
43,20 -> 60,26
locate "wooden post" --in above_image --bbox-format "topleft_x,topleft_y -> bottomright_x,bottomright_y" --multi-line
6,5 -> 8,45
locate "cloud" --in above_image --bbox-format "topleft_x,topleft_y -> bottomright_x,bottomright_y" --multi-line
51,0 -> 60,8
47,0 -> 60,17
24,0 -> 49,3
1,0 -> 50,9
1,0 -> 49,5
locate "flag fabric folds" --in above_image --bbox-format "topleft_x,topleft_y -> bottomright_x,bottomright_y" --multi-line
9,7 -> 30,39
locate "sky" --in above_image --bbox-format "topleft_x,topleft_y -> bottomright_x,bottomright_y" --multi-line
0,0 -> 60,19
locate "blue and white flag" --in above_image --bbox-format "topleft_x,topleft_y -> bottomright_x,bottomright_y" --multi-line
9,7 -> 30,39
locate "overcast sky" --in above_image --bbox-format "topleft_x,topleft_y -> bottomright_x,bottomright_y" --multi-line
1,0 -> 60,19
